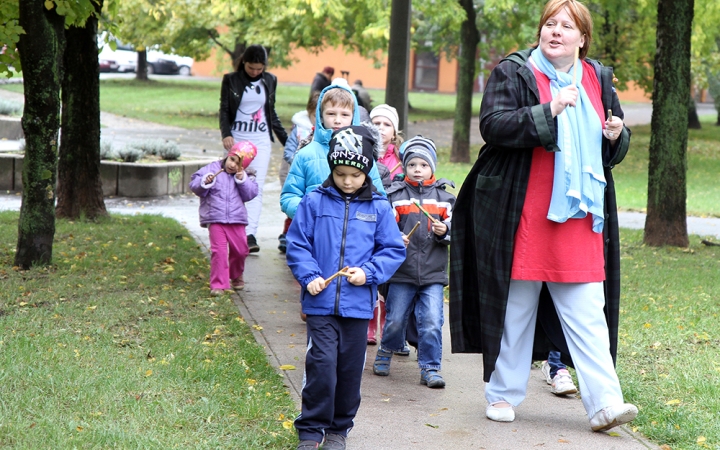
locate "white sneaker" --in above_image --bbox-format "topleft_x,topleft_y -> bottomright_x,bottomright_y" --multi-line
590,403 -> 638,432
486,401 -> 515,422
550,369 -> 578,395
541,360 -> 553,384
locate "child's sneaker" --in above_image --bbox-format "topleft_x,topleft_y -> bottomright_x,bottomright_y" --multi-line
296,440 -> 319,450
278,233 -> 287,253
550,369 -> 578,395
210,289 -> 225,297
394,343 -> 411,356
322,433 -> 346,450
247,234 -> 260,253
231,276 -> 245,290
541,360 -> 553,384
420,369 -> 445,388
373,348 -> 393,376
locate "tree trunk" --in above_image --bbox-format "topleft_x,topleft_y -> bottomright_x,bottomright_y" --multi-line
56,0 -> 107,220
687,96 -> 701,129
385,0 -> 412,135
450,0 -> 479,164
644,0 -> 693,247
231,41 -> 247,72
136,49 -> 148,81
14,0 -> 65,268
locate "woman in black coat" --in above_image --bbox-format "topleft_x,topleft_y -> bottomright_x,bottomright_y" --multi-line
219,45 -> 288,252
449,0 -> 637,433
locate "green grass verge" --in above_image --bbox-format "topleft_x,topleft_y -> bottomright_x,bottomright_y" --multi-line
613,117 -> 720,217
618,229 -> 720,449
2,79 -> 482,128
0,212 -> 296,449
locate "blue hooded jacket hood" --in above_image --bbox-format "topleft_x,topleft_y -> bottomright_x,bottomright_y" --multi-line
313,79 -> 361,149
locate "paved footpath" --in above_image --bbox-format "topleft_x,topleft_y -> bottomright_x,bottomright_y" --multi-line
2,87 -> 718,448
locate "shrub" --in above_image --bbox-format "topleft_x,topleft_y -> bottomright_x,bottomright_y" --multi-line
0,98 -> 22,116
100,140 -> 115,160
158,142 -> 181,161
127,139 -> 172,156
116,146 -> 144,162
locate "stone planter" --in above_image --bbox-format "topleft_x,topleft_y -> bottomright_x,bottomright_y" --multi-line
0,153 -> 214,197
0,116 -> 24,140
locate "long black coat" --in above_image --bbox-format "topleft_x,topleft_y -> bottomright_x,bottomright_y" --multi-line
448,48 -> 631,382
219,70 -> 288,146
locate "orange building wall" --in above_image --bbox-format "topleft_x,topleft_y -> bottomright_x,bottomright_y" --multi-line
192,44 -> 650,103
270,47 -> 389,89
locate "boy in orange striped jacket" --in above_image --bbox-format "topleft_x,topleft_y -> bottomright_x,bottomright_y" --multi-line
372,136 -> 456,388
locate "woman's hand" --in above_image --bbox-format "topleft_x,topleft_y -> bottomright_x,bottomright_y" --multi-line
222,136 -> 234,151
307,277 -> 325,295
550,85 -> 579,117
401,234 -> 410,247
603,115 -> 623,143
346,267 -> 367,286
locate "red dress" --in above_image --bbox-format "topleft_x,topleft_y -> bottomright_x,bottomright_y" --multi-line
511,61 -> 606,283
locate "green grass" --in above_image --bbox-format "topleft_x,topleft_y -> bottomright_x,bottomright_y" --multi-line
618,229 -> 720,449
2,79 -> 481,128
613,117 -> 720,217
0,212 -> 296,449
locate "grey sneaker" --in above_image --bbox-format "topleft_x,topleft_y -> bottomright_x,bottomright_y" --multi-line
296,440 -> 320,450
322,433 -> 346,449
373,348 -> 392,376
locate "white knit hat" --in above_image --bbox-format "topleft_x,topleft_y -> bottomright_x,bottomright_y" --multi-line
370,104 -> 399,132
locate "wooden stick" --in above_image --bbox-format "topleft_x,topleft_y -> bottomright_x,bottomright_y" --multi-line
405,221 -> 421,239
213,168 -> 224,177
607,109 -> 612,120
390,161 -> 402,173
573,47 -> 580,85
324,266 -> 350,287
413,201 -> 440,224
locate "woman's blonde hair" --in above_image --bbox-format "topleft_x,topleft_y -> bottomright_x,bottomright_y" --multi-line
532,0 -> 593,60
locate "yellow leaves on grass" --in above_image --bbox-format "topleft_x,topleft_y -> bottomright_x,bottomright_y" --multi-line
145,369 -> 153,377
665,399 -> 682,406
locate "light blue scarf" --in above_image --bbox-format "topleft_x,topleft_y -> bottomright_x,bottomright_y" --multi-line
530,48 -> 606,233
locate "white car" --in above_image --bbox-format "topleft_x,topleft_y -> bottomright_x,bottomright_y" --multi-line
98,41 -> 137,73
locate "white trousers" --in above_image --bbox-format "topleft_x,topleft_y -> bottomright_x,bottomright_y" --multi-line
244,141 -> 272,236
485,280 -> 624,418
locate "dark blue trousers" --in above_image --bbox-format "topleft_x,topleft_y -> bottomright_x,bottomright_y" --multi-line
295,315 -> 369,443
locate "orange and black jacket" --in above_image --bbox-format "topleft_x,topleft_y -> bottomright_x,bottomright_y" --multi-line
386,176 -> 455,287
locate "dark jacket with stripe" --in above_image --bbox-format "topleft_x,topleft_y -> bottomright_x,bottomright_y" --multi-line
387,177 -> 456,286
219,70 -> 288,146
448,48 -> 631,382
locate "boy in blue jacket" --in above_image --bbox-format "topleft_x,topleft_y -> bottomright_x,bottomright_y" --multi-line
286,126 -> 406,450
280,78 -> 386,220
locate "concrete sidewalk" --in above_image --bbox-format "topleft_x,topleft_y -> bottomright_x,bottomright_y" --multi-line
10,176 -> 720,449
2,87 -> 717,448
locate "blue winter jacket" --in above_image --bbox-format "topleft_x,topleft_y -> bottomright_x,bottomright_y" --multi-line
286,185 -> 406,319
188,160 -> 259,227
280,82 -> 386,219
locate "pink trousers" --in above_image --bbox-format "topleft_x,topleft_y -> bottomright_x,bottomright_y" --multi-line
208,223 -> 249,290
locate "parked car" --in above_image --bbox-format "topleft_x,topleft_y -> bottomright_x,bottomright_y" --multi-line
145,57 -> 179,75
98,39 -> 137,73
147,50 -> 193,76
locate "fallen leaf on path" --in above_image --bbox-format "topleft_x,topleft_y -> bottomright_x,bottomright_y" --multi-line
279,364 -> 296,370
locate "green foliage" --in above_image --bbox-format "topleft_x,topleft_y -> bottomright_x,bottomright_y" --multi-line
0,212 -> 297,448
0,0 -> 23,76
99,140 -> 115,160
116,146 -> 144,162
